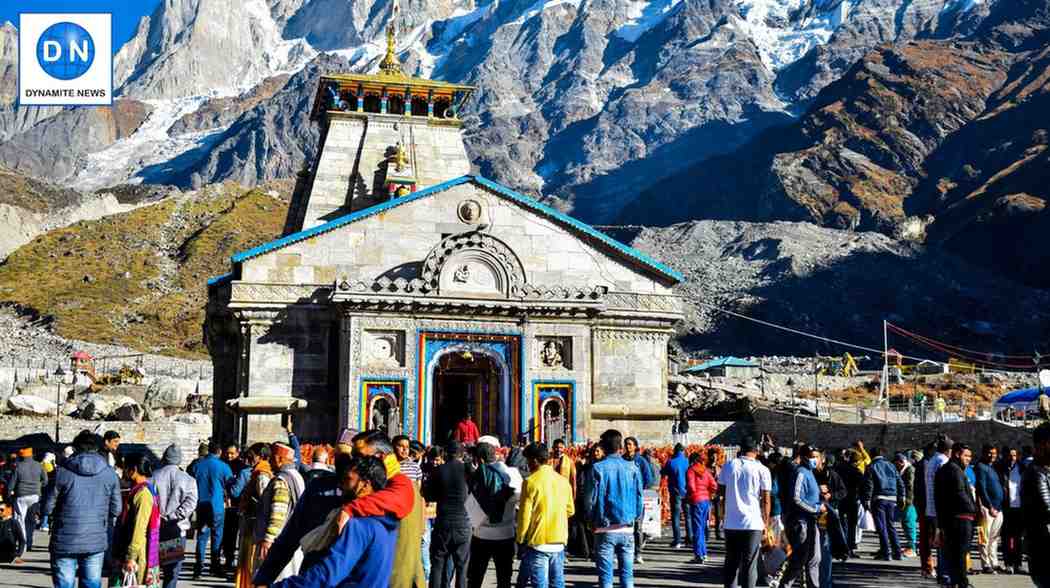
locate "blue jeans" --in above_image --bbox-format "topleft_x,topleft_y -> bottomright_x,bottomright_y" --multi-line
195,503 -> 224,572
819,525 -> 832,588
595,532 -> 634,588
521,548 -> 565,588
422,518 -> 433,578
51,552 -> 104,588
669,494 -> 690,545
691,501 -> 711,558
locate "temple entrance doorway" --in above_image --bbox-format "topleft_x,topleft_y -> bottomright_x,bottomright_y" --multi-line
431,350 -> 503,444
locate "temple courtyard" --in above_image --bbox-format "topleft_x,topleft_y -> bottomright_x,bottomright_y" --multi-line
0,527 -> 1030,588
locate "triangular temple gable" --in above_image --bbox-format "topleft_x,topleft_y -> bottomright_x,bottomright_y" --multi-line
234,176 -> 680,296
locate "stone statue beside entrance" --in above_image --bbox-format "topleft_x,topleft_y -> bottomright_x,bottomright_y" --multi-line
370,396 -> 400,436
541,340 -> 564,368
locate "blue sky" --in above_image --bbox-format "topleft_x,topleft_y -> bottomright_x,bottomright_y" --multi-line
2,0 -> 162,51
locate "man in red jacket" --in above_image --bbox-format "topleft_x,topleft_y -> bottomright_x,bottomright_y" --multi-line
453,414 -> 480,446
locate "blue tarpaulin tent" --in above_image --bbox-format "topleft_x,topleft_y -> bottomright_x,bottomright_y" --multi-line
995,387 -> 1046,406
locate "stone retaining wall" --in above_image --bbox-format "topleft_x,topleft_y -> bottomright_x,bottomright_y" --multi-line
751,408 -> 1035,452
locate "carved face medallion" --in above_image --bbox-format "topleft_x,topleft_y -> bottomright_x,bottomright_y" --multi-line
458,200 -> 482,224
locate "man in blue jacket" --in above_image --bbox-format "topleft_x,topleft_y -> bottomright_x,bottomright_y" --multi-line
974,445 -> 1004,573
862,447 -> 905,560
590,430 -> 643,588
778,444 -> 824,588
272,455 -> 397,588
44,431 -> 122,588
661,443 -> 690,548
192,441 -> 233,580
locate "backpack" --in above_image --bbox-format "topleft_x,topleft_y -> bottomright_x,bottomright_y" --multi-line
472,463 -> 513,524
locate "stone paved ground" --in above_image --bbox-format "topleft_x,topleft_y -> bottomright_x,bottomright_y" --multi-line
2,527 -> 1034,588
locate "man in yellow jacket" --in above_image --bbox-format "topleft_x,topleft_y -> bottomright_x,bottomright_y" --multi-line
516,442 -> 574,588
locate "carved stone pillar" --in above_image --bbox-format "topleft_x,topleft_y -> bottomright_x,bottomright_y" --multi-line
339,311 -> 356,432
233,310 -> 279,445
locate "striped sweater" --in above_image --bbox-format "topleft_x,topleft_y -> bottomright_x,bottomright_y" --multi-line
255,465 -> 305,543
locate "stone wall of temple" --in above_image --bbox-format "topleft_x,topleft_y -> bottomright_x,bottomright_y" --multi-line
296,114 -> 471,231
242,183 -> 671,295
247,307 -> 338,441
300,117 -> 365,229
592,329 -> 668,405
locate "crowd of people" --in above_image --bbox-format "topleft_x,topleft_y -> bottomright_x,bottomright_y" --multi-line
0,418 -> 1047,588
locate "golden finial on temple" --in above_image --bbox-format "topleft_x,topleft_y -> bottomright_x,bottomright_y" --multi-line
379,21 -> 402,76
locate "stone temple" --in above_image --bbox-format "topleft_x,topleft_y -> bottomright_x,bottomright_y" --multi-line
205,28 -> 685,446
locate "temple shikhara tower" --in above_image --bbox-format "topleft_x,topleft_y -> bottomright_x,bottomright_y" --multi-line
205,22 -> 685,445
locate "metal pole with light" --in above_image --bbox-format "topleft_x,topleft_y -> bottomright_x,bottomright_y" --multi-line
53,366 -> 66,444
787,377 -> 797,442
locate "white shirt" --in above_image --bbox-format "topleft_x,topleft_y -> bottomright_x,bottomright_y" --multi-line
1008,465 -> 1022,508
924,453 -> 950,518
718,456 -> 772,531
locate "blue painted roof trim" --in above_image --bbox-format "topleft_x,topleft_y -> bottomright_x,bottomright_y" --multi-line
229,175 -> 683,284
683,356 -> 758,372
206,272 -> 233,287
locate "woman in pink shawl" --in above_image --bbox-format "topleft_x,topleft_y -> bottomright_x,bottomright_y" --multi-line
111,453 -> 161,587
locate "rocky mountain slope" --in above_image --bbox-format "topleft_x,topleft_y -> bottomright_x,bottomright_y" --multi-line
623,0 -> 1050,286
629,220 -> 1050,356
0,0 -> 1008,214
0,182 -> 290,357
0,167 -> 169,261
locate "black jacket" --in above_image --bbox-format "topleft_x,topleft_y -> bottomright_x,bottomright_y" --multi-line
815,467 -> 848,509
1021,464 -> 1050,543
914,459 -> 927,514
422,459 -> 470,528
835,462 -> 865,505
934,460 -> 976,526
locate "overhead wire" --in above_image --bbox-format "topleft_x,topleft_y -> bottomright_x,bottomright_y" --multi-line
691,298 -> 1037,374
887,322 -> 1042,367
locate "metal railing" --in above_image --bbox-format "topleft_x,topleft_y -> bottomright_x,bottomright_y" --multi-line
800,396 -> 988,425
1,354 -> 214,385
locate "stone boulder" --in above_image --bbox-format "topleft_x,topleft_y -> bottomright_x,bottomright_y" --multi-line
7,394 -> 57,415
77,393 -> 118,420
111,398 -> 145,422
144,377 -> 186,409
77,394 -> 146,421
144,377 -> 202,409
101,384 -> 147,404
